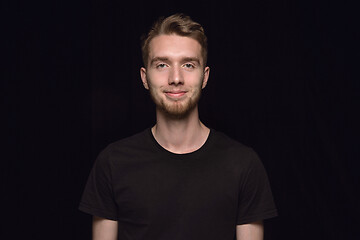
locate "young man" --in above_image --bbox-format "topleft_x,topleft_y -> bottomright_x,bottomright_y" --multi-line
79,13 -> 277,240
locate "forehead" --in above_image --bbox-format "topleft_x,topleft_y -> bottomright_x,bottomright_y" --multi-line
148,34 -> 202,60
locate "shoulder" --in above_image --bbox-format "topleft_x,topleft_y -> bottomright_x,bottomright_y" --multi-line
108,128 -> 150,149
211,130 -> 270,184
208,129 -> 264,174
211,129 -> 258,159
97,128 -> 154,163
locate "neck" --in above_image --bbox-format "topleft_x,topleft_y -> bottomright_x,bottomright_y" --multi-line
152,106 -> 210,154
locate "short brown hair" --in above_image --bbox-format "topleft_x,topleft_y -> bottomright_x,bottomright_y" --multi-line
141,13 -> 208,67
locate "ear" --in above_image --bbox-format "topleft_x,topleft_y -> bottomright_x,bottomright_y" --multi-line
201,66 -> 210,89
140,67 -> 149,90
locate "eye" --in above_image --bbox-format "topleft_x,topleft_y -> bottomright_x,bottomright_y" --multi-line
183,63 -> 195,69
156,63 -> 168,69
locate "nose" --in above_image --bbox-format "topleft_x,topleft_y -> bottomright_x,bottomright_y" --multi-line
168,66 -> 184,85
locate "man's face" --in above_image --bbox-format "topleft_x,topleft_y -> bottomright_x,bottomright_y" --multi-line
140,34 -> 210,119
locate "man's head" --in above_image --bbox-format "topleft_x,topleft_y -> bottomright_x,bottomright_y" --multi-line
140,14 -> 210,119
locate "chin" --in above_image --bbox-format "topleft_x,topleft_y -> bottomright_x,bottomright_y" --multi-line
159,101 -> 198,119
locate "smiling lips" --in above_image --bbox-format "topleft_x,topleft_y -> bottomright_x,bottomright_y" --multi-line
164,90 -> 187,99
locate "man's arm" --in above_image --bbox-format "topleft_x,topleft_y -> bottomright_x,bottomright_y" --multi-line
236,221 -> 264,240
92,216 -> 118,240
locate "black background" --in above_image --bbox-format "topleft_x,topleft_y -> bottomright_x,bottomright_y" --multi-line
4,0 -> 359,239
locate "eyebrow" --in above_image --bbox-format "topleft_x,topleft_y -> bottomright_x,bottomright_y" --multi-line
150,57 -> 169,65
150,56 -> 201,65
182,57 -> 201,65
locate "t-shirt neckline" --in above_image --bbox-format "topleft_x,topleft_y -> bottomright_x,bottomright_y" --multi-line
147,127 -> 214,159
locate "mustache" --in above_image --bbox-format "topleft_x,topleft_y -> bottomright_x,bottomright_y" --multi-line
163,88 -> 189,93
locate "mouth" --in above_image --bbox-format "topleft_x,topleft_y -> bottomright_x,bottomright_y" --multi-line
164,90 -> 187,99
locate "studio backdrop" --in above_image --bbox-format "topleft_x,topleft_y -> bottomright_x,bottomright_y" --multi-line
4,0 -> 359,239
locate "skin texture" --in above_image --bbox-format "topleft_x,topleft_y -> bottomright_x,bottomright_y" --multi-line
236,221 -> 264,240
92,34 -> 264,240
92,216 -> 117,240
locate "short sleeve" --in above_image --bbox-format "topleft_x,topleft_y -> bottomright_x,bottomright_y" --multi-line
236,150 -> 278,224
79,149 -> 118,220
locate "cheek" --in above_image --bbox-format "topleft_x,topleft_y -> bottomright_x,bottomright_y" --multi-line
184,71 -> 204,85
147,71 -> 169,85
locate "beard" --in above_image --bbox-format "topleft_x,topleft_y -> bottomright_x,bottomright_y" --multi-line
147,77 -> 203,120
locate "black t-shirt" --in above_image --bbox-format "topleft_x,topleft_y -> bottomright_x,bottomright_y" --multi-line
79,128 -> 277,239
